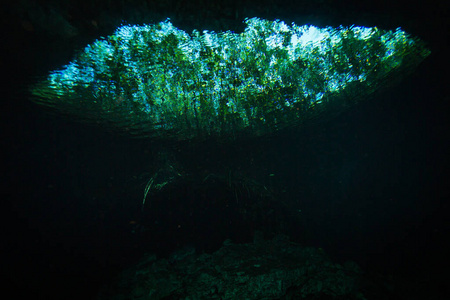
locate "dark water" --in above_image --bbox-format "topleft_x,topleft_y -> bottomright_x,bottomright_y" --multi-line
2,1 -> 448,299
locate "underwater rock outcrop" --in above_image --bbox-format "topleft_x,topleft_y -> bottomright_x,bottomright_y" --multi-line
97,235 -> 369,299
31,18 -> 429,140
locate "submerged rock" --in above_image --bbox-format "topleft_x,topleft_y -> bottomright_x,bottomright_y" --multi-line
97,235 -> 370,299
